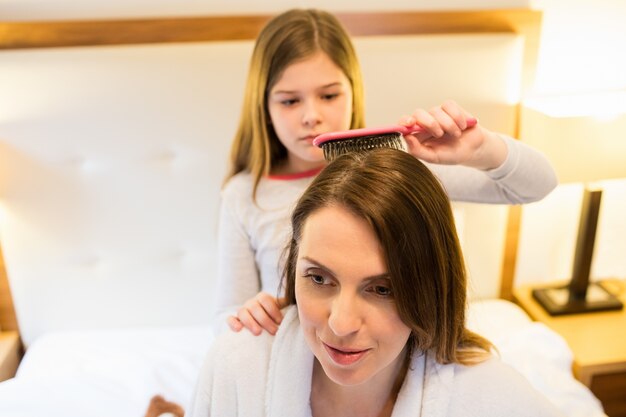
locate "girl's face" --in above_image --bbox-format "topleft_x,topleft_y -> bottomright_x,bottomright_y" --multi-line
267,51 -> 353,174
295,205 -> 411,388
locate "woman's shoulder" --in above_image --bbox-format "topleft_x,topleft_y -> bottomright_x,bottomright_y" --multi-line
209,306 -> 299,363
190,321 -> 277,416
197,326 -> 275,398
210,325 -> 275,365
204,307 -> 299,380
448,357 -> 564,416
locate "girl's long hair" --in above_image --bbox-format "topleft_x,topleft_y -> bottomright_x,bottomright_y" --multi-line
226,9 -> 365,199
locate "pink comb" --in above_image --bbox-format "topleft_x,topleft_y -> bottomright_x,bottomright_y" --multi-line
313,118 -> 477,161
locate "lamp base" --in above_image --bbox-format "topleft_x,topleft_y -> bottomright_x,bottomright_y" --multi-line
532,281 -> 624,316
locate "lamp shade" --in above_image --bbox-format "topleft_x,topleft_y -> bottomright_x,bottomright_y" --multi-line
520,92 -> 626,184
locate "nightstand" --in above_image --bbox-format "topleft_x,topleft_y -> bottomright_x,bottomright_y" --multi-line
513,280 -> 626,417
0,330 -> 20,382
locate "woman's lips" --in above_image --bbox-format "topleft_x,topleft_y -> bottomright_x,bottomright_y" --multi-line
323,343 -> 370,366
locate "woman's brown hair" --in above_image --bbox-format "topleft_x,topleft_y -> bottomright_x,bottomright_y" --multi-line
282,149 -> 493,365
225,9 -> 365,198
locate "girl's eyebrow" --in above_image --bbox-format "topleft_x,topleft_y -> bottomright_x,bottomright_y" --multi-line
271,82 -> 343,95
300,256 -> 390,282
317,82 -> 343,89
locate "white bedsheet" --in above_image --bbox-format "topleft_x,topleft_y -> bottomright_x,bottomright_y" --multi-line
467,299 -> 605,417
0,325 -> 214,417
0,300 -> 606,417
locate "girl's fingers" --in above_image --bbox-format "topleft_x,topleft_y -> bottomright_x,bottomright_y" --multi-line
440,100 -> 465,127
227,315 -> 244,332
233,292 -> 284,336
411,108 -> 443,138
430,106 -> 462,138
398,115 -> 415,126
236,307 -> 263,336
247,301 -> 279,335
256,293 -> 284,325
441,100 -> 478,130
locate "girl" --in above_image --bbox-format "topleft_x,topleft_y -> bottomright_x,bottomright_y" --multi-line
191,149 -> 563,417
214,9 -> 557,335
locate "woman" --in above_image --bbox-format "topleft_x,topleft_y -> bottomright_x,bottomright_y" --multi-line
191,149 -> 563,416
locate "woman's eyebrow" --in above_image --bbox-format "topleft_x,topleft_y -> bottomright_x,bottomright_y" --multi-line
300,256 -> 337,276
362,273 -> 392,283
300,256 -> 390,281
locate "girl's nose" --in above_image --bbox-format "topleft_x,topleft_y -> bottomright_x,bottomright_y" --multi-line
328,294 -> 362,337
301,100 -> 321,128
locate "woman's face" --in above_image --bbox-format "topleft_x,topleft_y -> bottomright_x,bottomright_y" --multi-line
267,51 -> 353,173
295,205 -> 411,387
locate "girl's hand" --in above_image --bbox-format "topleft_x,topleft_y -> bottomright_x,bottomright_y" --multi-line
227,292 -> 285,336
399,100 -> 507,170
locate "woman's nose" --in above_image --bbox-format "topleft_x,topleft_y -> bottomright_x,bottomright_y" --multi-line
328,294 -> 362,337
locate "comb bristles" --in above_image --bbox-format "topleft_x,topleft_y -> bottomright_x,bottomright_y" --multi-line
321,133 -> 406,161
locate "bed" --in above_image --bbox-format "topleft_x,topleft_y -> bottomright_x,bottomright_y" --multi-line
0,9 -> 607,416
0,300 -> 605,416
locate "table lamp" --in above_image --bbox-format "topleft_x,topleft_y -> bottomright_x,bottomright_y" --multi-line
520,92 -> 626,315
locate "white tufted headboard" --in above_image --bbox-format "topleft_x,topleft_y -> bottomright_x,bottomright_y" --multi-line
0,10 -> 541,346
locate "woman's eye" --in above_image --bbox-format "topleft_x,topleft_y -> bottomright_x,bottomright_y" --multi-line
309,274 -> 326,285
372,285 -> 392,297
321,93 -> 338,101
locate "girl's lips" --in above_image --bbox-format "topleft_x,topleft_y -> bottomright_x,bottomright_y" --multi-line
323,343 -> 370,366
300,135 -> 317,143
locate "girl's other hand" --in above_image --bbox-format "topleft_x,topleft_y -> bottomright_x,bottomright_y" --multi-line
227,292 -> 285,336
399,100 -> 507,170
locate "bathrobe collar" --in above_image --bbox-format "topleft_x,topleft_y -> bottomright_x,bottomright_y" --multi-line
265,306 -> 455,417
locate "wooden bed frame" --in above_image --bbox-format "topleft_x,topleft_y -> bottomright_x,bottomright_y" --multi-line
0,9 -> 542,335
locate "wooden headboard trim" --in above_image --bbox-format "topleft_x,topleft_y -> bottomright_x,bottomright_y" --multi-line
0,245 -> 18,331
0,9 -> 543,125
0,10 -> 539,51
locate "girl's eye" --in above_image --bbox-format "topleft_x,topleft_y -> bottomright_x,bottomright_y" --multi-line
281,98 -> 299,106
321,93 -> 338,101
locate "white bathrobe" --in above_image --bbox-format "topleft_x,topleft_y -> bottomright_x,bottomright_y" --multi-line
188,306 -> 564,417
